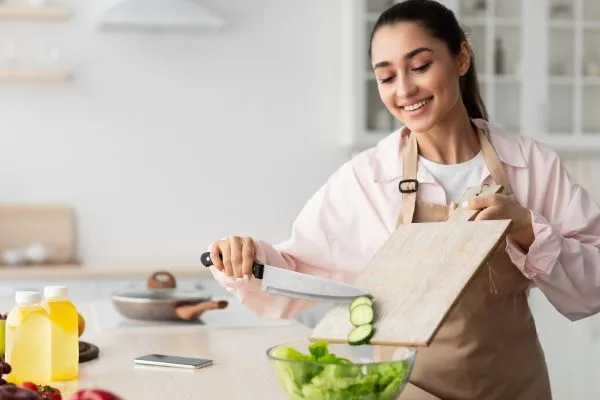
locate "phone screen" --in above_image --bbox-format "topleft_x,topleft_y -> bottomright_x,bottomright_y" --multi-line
134,354 -> 214,369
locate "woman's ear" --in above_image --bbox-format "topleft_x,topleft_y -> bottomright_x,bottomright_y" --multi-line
457,41 -> 472,77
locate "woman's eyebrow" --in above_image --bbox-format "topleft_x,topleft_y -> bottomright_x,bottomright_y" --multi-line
373,47 -> 434,69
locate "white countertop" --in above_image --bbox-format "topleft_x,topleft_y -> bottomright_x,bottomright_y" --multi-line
63,314 -> 311,400
0,298 -> 438,399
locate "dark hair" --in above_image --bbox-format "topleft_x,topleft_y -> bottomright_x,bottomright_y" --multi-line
368,0 -> 488,120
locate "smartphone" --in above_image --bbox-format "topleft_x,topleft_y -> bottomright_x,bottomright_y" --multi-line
133,354 -> 213,369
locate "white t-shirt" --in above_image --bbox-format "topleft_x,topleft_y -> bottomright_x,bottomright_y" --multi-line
418,151 -> 485,204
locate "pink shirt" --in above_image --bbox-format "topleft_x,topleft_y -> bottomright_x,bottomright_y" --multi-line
209,119 -> 600,321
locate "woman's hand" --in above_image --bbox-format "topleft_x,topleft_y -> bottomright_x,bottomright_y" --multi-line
453,194 -> 535,250
209,236 -> 256,281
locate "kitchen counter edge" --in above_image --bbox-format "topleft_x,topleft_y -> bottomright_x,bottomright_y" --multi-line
0,264 -> 212,279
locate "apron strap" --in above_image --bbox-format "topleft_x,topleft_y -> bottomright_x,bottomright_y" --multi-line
399,132 -> 419,225
397,124 -> 512,226
476,125 -> 514,195
474,125 -> 515,295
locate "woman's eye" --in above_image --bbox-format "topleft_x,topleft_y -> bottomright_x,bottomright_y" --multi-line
377,62 -> 431,83
412,62 -> 432,72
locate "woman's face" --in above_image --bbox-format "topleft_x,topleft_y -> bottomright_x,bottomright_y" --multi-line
370,21 -> 470,133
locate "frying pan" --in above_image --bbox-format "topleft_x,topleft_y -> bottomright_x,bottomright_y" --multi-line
111,270 -> 228,322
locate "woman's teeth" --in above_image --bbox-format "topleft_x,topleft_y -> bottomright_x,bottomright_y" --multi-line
402,98 -> 431,111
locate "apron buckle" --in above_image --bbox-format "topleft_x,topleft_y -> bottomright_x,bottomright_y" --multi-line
399,179 -> 419,193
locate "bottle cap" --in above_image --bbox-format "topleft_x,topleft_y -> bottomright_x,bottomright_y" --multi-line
43,286 -> 68,298
15,291 -> 41,305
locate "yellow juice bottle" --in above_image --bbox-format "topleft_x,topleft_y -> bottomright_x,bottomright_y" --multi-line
42,286 -> 79,381
5,291 -> 51,385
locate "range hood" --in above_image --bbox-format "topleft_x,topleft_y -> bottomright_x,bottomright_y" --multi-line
98,0 -> 224,33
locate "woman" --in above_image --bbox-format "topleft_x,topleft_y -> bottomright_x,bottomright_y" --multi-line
206,1 -> 600,399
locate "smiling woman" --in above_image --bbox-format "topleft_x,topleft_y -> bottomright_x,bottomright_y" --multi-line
205,1 -> 600,400
368,0 -> 487,166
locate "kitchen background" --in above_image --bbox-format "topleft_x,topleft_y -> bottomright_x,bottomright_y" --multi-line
0,0 -> 598,398
0,0 -> 348,267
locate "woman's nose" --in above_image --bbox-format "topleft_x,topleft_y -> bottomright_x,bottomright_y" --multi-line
395,75 -> 417,99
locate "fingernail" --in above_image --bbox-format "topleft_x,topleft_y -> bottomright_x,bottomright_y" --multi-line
243,275 -> 250,283
462,200 -> 469,208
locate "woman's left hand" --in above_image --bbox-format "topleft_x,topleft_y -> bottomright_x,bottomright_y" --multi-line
451,194 -> 535,250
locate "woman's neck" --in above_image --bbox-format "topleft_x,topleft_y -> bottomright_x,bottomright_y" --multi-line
413,107 -> 481,165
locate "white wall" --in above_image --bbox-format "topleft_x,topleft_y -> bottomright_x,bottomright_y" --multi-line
0,0 -> 349,267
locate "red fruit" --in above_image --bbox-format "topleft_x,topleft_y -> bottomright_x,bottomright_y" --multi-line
0,384 -> 42,399
19,382 -> 38,393
37,385 -> 61,400
68,390 -> 122,400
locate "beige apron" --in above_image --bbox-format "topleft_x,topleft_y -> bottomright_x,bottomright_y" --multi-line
397,127 -> 552,400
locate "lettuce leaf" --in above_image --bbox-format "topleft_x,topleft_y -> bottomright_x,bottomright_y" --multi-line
271,342 -> 410,400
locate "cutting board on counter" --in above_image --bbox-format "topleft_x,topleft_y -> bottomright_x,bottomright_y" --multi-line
310,185 -> 511,347
0,203 -> 76,264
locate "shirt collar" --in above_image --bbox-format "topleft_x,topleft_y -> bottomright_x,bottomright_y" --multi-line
371,118 -> 528,183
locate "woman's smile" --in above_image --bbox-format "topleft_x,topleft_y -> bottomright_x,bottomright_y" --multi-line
398,96 -> 434,115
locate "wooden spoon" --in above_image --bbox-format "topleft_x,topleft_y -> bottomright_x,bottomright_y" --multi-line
175,300 -> 229,321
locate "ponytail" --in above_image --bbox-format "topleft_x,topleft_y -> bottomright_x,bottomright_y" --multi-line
460,50 -> 488,120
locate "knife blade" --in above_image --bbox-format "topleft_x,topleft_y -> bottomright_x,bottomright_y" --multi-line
200,252 -> 370,304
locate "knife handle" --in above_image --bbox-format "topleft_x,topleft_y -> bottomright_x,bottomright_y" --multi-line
200,251 -> 264,279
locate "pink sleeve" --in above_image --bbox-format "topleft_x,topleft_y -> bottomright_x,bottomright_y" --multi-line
506,154 -> 600,321
208,169 -> 345,320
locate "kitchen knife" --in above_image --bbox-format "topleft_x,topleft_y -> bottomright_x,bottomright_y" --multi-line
200,252 -> 370,304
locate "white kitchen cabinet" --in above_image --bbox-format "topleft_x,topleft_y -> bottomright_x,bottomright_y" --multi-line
528,289 -> 592,399
586,311 -> 600,397
342,0 -> 600,154
563,158 -> 600,202
528,157 -> 600,399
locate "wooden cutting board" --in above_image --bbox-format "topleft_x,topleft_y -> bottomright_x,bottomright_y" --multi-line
309,185 -> 511,347
0,203 -> 76,265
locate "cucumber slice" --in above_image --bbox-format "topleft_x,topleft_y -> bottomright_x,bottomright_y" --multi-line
349,295 -> 373,311
348,324 -> 374,346
350,304 -> 374,327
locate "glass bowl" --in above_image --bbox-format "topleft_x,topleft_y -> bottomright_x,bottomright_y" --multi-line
266,340 -> 416,400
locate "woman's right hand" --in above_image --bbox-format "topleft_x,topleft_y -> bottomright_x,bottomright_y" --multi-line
209,236 -> 256,281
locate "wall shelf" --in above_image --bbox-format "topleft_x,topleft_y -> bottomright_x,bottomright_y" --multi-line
550,20 -> 575,29
480,74 -> 521,84
0,4 -> 71,21
537,135 -> 600,153
0,68 -> 72,82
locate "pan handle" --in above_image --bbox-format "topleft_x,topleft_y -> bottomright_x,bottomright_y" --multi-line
175,300 -> 229,321
200,252 -> 265,279
147,270 -> 177,289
